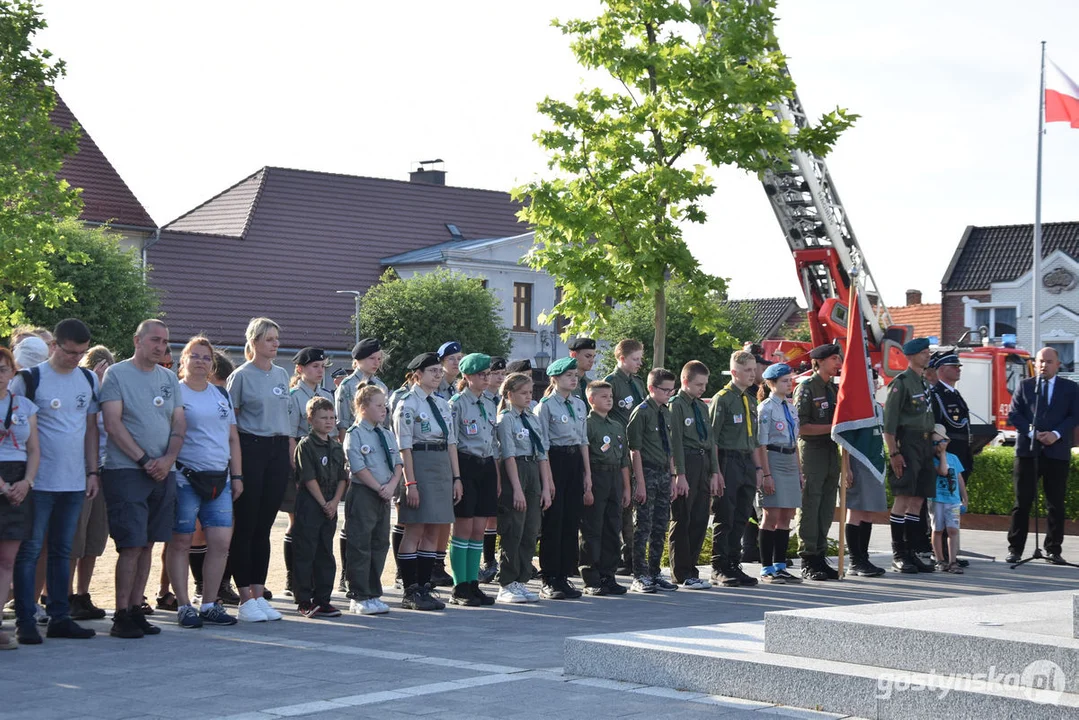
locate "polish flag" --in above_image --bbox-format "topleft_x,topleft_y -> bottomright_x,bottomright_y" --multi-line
1046,59 -> 1079,128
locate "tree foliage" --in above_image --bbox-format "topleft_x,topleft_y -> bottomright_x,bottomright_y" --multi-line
0,1 -> 87,332
595,282 -> 756,396
21,220 -> 159,357
358,269 -> 512,387
515,0 -> 856,368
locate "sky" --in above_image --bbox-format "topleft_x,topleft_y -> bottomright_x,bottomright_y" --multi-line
35,0 -> 1079,308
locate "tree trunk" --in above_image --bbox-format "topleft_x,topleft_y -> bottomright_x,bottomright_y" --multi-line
653,283 -> 667,369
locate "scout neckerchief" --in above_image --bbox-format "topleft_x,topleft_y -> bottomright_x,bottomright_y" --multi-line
691,398 -> 706,442
425,396 -> 449,437
519,409 -> 544,455
742,390 -> 753,439
626,370 -> 643,405
780,399 -> 796,445
655,400 -> 672,457
562,393 -> 576,422
475,391 -> 489,423
376,426 -> 394,468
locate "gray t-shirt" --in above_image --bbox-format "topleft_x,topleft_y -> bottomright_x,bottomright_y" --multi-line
227,362 -> 291,437
178,382 -> 236,472
99,360 -> 183,470
0,395 -> 37,464
10,362 -> 100,491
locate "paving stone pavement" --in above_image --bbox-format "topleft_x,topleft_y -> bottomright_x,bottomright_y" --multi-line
3,515 -> 1077,719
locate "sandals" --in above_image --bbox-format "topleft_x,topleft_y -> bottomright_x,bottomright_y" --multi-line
155,592 -> 178,612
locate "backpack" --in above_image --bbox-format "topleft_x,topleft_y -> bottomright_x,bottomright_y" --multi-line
16,365 -> 98,404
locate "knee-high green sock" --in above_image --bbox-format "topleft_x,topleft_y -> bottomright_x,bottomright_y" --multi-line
449,537 -> 470,585
468,540 -> 484,582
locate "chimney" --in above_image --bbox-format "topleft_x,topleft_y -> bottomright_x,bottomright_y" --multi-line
905,289 -> 922,306
409,159 -> 446,186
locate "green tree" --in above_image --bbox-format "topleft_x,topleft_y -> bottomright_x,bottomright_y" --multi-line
21,220 -> 159,357
0,1 -> 87,332
595,283 -> 755,396
515,0 -> 855,368
358,269 -> 512,387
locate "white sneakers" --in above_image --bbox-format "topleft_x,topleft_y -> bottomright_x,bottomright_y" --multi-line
256,596 -> 283,621
496,582 -> 539,604
350,598 -> 390,615
237,598 -> 267,622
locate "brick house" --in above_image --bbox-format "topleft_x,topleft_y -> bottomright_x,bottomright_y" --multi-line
886,290 -> 941,341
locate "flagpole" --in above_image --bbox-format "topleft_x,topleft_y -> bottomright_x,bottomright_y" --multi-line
1033,41 -> 1046,351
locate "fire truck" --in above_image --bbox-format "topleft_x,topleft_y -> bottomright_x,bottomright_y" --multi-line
752,68 -> 1031,449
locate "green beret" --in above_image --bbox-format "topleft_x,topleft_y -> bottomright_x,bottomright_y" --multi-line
547,356 -> 578,377
902,337 -> 930,355
459,353 -> 492,376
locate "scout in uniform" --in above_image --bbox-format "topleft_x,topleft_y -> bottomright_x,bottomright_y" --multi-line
603,339 -> 647,574
478,357 -> 507,582
756,364 -> 804,584
284,347 -> 334,598
447,353 -> 499,607
928,352 -> 972,568
342,384 -> 403,616
568,337 -> 597,409
392,352 -> 462,611
884,337 -> 938,574
794,343 -> 842,581
579,381 -> 630,595
667,360 -> 718,590
534,357 -> 590,600
627,367 -> 681,593
292,397 -> 347,618
708,350 -> 762,587
432,341 -> 464,586
494,372 -> 552,603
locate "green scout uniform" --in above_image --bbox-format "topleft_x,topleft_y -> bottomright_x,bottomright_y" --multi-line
293,432 -> 348,606
883,367 -> 936,499
494,407 -> 546,587
668,390 -> 718,583
283,381 -> 335,514
627,398 -> 673,580
795,372 -> 841,559
708,382 -> 759,569
604,367 -> 647,568
579,411 -> 629,588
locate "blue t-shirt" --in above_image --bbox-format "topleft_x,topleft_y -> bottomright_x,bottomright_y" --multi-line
932,452 -> 964,504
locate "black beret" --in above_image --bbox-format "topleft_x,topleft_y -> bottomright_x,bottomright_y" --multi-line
568,337 -> 596,351
489,356 -> 507,371
352,338 -> 381,361
506,359 -> 532,373
292,347 -> 326,365
809,343 -> 841,360
407,352 -> 440,372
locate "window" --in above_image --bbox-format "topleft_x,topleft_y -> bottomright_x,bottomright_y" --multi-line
973,306 -> 1017,338
513,283 -> 533,331
554,286 -> 568,335
1047,342 -> 1076,373
477,278 -> 488,290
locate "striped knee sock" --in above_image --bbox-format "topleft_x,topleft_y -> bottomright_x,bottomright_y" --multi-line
449,537 -> 469,585
889,514 -> 905,545
417,551 -> 437,586
398,553 -> 418,589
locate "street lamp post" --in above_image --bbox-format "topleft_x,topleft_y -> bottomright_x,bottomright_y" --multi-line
336,290 -> 362,345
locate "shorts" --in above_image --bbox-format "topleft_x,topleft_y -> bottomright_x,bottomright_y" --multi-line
887,434 -> 936,498
0,461 -> 31,541
102,468 -> 177,549
71,489 -> 109,558
174,476 -> 233,534
928,500 -> 960,532
455,453 -> 498,519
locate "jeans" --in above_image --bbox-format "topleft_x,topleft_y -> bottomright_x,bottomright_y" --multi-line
14,490 -> 85,628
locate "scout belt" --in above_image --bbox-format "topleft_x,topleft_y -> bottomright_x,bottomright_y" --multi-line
766,444 -> 797,455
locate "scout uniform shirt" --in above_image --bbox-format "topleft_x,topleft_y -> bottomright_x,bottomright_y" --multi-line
795,372 -> 838,447
393,386 -> 457,451
344,418 -> 402,486
496,406 -> 547,461
290,381 -> 334,438
709,382 -> 759,452
668,389 -> 718,475
604,368 -> 647,428
335,371 -> 388,431
586,411 -> 630,470
534,392 -> 587,448
883,367 -> 935,439
435,376 -> 455,401
757,394 -> 799,449
627,397 -> 673,470
295,431 -> 348,499
450,388 -> 498,458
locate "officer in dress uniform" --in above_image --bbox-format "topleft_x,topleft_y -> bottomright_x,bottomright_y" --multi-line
883,337 -> 938,574
568,338 -> 597,409
928,352 -> 971,567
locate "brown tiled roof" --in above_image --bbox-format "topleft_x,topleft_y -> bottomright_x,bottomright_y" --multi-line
723,297 -> 802,340
941,222 -> 1079,292
52,95 -> 155,228
149,166 -> 526,348
887,303 -> 941,339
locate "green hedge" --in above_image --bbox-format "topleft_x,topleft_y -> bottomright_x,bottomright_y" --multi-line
964,447 -> 1079,519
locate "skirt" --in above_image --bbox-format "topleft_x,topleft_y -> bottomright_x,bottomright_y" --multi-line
397,447 -> 455,525
846,458 -> 888,512
0,461 -> 30,541
758,449 -> 802,509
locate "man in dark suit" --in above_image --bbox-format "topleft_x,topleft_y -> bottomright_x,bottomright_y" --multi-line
1006,347 -> 1079,564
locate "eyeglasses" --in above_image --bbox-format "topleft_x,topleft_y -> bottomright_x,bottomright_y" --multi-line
655,386 -> 676,394
188,354 -> 213,363
425,367 -> 445,375
56,345 -> 87,359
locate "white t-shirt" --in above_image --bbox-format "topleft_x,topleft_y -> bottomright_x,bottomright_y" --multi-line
0,395 -> 38,463
177,382 -> 236,472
